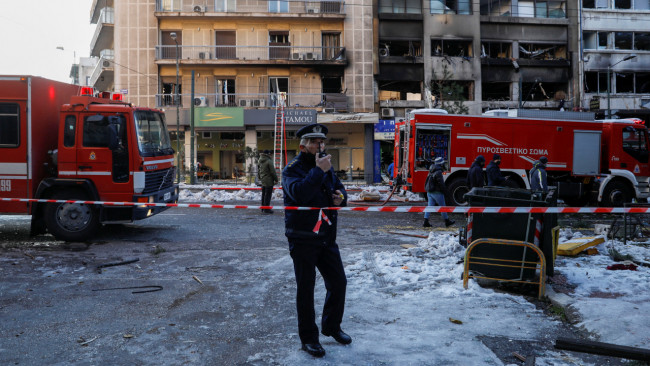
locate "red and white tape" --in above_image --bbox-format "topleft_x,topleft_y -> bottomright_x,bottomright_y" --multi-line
206,187 -> 388,193
1,197 -> 649,214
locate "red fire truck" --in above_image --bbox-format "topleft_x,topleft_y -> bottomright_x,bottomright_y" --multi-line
0,76 -> 179,241
394,109 -> 650,206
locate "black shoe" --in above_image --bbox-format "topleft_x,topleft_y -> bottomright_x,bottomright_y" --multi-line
423,219 -> 432,228
322,329 -> 352,345
301,343 -> 325,357
266,209 -> 274,214
445,219 -> 455,227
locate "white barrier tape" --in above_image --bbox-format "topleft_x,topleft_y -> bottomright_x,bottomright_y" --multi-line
1,197 -> 649,214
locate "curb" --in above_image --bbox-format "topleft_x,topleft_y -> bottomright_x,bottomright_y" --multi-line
545,285 -> 582,324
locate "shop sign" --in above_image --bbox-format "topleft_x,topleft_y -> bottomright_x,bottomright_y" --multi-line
195,108 -> 244,127
243,109 -> 316,125
374,119 -> 395,140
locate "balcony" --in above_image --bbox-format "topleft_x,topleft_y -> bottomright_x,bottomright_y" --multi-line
90,50 -> 114,91
154,45 -> 346,65
90,8 -> 114,57
155,92 -> 348,111
154,0 -> 345,14
480,0 -> 567,19
90,0 -> 114,23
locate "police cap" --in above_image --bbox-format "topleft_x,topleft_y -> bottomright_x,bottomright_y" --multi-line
296,123 -> 328,139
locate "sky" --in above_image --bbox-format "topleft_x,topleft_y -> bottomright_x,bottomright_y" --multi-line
0,0 -> 94,83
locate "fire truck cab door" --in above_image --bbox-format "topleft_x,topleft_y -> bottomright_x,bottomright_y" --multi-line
77,114 -> 131,199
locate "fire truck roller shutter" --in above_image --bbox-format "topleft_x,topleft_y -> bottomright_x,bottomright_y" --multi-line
43,188 -> 100,241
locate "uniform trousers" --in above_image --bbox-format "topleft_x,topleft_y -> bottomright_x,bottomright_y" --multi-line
289,240 -> 347,344
261,186 -> 273,207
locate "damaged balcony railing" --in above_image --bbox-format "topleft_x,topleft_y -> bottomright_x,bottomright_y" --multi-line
479,0 -> 566,18
155,45 -> 346,61
155,92 -> 348,110
155,0 -> 344,14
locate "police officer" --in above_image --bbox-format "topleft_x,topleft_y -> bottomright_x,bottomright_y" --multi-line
282,123 -> 351,358
529,156 -> 548,193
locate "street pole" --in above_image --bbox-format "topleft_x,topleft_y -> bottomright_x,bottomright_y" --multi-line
171,32 -> 181,183
190,70 -> 196,185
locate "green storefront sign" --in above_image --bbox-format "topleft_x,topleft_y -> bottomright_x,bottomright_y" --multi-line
194,108 -> 244,127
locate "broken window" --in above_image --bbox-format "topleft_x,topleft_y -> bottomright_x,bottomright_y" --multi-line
480,0 -> 514,16
215,78 -> 235,107
430,0 -> 472,14
519,43 -> 566,59
521,82 -> 567,101
615,32 -> 633,50
431,39 -> 473,57
379,40 -> 423,57
599,32 -> 608,49
583,0 -> 608,7
616,72 -> 634,93
583,31 -> 607,50
482,82 -> 511,101
615,0 -> 632,9
636,73 -> 650,93
378,81 -> 422,101
481,41 -> 512,58
161,77 -> 182,107
634,32 -> 650,51
379,0 -> 422,13
431,80 -> 474,100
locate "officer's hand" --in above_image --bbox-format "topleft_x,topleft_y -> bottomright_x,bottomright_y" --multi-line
332,190 -> 344,206
316,154 -> 332,172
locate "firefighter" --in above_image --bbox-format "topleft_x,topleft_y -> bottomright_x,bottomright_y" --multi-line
529,156 -> 548,193
423,157 -> 455,228
486,154 -> 506,186
467,155 -> 486,189
257,150 -> 278,214
282,123 -> 351,358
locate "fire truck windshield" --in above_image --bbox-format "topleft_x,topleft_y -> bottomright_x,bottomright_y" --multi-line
134,110 -> 173,156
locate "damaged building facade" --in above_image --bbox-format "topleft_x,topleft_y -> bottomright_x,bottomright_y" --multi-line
581,0 -> 650,120
377,0 -> 578,116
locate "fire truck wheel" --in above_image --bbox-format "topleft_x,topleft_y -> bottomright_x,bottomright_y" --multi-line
447,177 -> 470,206
601,181 -> 632,207
44,190 -> 100,242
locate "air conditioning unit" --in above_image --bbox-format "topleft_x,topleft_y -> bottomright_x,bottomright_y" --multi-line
304,52 -> 315,60
194,96 -> 208,107
324,108 -> 336,113
239,99 -> 249,107
307,7 -> 319,13
379,48 -> 389,57
193,5 -> 206,12
251,99 -> 266,107
291,52 -> 302,60
381,108 -> 395,117
199,52 -> 211,59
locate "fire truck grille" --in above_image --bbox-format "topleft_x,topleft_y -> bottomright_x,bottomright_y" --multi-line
143,167 -> 175,194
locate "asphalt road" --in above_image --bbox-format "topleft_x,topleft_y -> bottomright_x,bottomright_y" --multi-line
0,205 -> 628,365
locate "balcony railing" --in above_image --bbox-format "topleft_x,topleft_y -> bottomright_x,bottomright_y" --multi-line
155,45 -> 346,62
480,1 -> 566,18
156,92 -> 348,111
90,8 -> 114,56
90,52 -> 114,88
155,0 -> 344,14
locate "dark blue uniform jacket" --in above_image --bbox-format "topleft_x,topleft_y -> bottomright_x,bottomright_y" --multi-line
282,152 -> 347,243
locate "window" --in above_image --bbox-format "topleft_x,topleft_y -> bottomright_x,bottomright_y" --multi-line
635,32 -> 650,50
134,111 -> 173,155
615,0 -> 632,9
83,116 -> 110,147
431,39 -> 473,57
215,79 -> 236,107
431,0 -> 471,14
63,115 -> 76,147
583,0 -> 608,8
161,31 -> 181,60
268,0 -> 289,13
270,77 -> 289,106
519,43 -> 567,59
221,132 -> 245,140
481,0 -> 566,17
622,127 -> 648,161
215,31 -> 236,59
583,32 -> 608,50
431,80 -> 474,100
379,0 -> 421,13
0,103 -> 19,147
161,80 -> 181,107
599,32 -> 608,49
214,0 -> 236,11
322,77 -> 343,94
615,32 -> 633,50
269,31 -> 290,60
482,82 -> 511,100
585,72 -> 609,93
636,73 -> 650,93
322,33 -> 342,60
616,72 -> 634,93
481,42 -> 511,58
380,40 -> 423,58
521,82 -> 566,101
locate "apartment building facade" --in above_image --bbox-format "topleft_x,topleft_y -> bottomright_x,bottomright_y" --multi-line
377,0 -> 578,118
88,0 -> 377,182
580,0 -> 650,121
